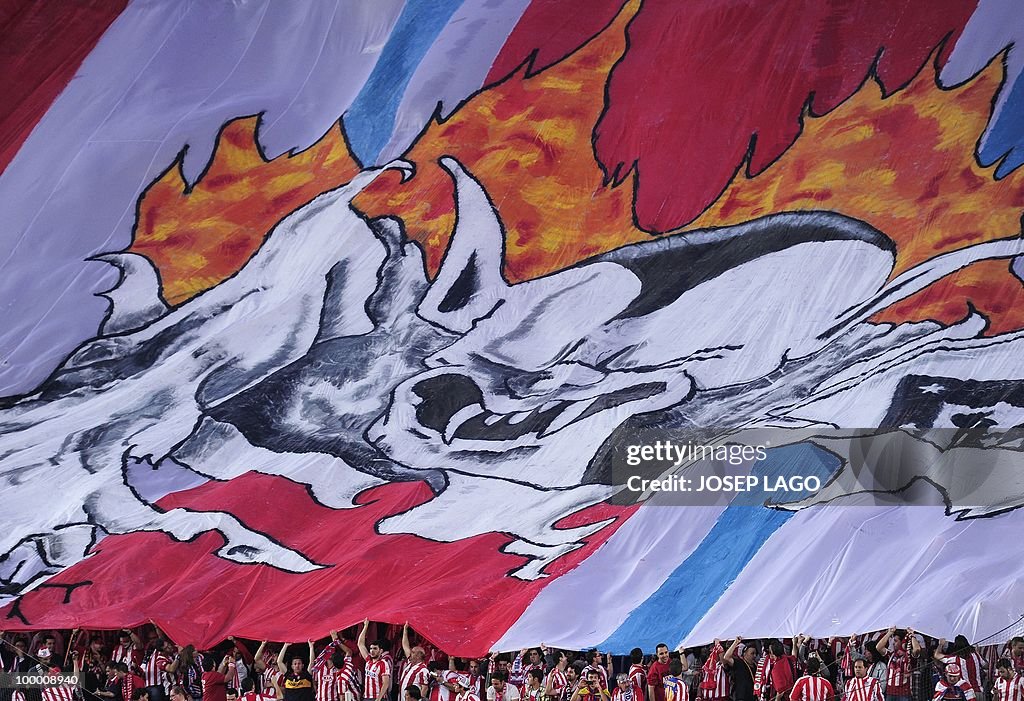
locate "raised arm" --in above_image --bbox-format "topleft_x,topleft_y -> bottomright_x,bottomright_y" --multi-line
232,637 -> 254,665
907,630 -> 921,657
877,629 -> 894,656
358,620 -> 370,659
724,638 -> 742,667
219,654 -> 233,675
278,643 -> 290,675
403,624 -> 413,659
933,639 -> 947,662
254,642 -> 269,672
606,651 -> 613,680
166,648 -> 182,675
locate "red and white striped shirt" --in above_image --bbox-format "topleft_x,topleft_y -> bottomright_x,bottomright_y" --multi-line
364,657 -> 392,700
144,651 -> 170,689
845,676 -> 883,701
457,693 -> 481,701
943,656 -> 985,694
401,662 -> 430,696
885,648 -> 912,696
547,669 -> 569,701
113,644 -> 138,666
934,679 -> 976,701
700,645 -> 730,701
262,661 -> 285,696
41,684 -> 76,701
629,666 -> 647,696
789,676 -> 833,701
994,676 -> 1024,701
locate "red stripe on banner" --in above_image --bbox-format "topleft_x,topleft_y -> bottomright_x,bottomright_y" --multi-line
592,0 -> 978,232
0,0 -> 128,175
0,473 -> 634,654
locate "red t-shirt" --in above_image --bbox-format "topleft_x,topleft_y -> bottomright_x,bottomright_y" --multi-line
648,662 -> 671,701
770,657 -> 798,699
204,670 -> 228,701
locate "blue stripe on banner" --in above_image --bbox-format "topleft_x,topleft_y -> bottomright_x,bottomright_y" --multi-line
344,0 -> 465,166
598,444 -> 841,653
980,73 -> 1024,180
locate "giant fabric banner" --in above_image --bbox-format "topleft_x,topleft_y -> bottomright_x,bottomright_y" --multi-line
1,0 -> 1023,654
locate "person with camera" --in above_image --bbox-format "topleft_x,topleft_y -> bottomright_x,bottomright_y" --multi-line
572,670 -> 610,701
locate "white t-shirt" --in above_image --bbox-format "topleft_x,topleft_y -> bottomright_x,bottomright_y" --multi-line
488,685 -> 522,701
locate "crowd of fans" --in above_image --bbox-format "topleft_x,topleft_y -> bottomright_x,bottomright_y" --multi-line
1,623 -> 1021,701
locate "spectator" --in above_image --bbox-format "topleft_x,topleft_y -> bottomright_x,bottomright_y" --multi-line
227,689 -> 239,701
39,648 -> 82,701
934,638 -> 984,697
454,675 -> 481,701
863,648 -> 887,697
847,660 -> 884,701
488,673 -> 521,701
648,645 -> 672,701
275,644 -> 312,701
400,627 -> 430,700
755,645 -> 775,701
877,628 -> 919,701
698,641 -> 729,701
1003,640 -> 1024,676
626,650 -> 646,701
933,664 -> 975,701
311,632 -> 357,701
769,642 -> 798,701
240,676 -> 277,701
202,653 -> 235,701
165,646 -> 203,701
545,652 -> 570,701
523,670 -> 545,701
511,651 -> 545,695
580,653 -> 612,695
789,658 -> 833,701
611,674 -> 642,701
572,670 -> 609,701
723,639 -> 757,701
140,637 -> 171,701
112,633 -> 137,668
359,621 -> 393,701
115,661 -> 146,701
254,643 -> 284,696
992,659 -> 1023,701
663,661 -> 687,701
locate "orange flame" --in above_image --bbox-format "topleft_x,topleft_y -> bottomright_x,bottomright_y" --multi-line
351,0 -> 646,281
684,57 -> 1024,333
131,116 -> 360,304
